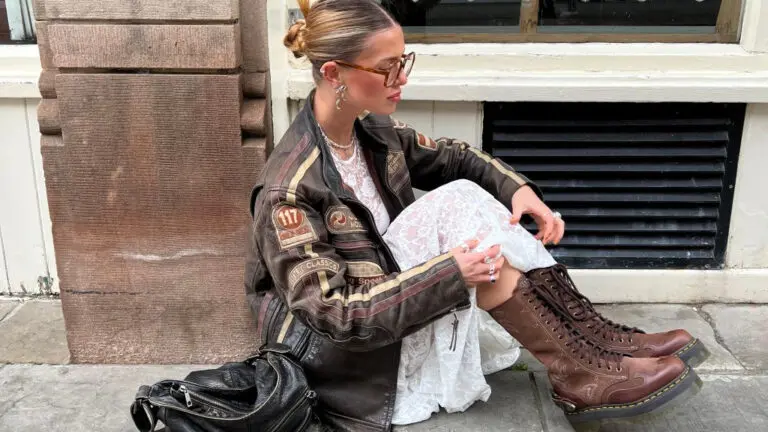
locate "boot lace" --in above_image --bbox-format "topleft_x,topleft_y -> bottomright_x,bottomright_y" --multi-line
533,264 -> 644,344
522,282 -> 624,371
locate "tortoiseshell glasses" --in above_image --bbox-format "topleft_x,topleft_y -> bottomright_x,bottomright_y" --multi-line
335,52 -> 416,88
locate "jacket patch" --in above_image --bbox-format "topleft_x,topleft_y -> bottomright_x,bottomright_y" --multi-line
272,204 -> 318,250
416,132 -> 438,151
288,257 -> 340,290
391,117 -> 410,129
326,206 -> 366,234
345,261 -> 387,287
386,151 -> 409,193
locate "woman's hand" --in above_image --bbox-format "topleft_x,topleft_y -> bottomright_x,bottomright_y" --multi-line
450,239 -> 505,286
509,185 -> 565,246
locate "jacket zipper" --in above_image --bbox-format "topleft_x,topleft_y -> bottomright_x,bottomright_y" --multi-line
267,389 -> 317,432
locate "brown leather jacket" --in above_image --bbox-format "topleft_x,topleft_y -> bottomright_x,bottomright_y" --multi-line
245,91 -> 539,431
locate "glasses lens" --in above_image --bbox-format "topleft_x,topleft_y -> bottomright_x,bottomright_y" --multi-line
403,53 -> 415,77
386,54 -> 415,87
386,63 -> 400,87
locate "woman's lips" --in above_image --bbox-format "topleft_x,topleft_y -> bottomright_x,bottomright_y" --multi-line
388,92 -> 401,102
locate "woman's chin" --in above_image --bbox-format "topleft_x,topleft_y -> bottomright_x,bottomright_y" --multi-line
366,101 -> 398,116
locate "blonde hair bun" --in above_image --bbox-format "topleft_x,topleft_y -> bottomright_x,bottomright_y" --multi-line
284,19 -> 308,58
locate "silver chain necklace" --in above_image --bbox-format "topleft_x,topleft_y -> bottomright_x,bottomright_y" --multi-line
319,124 -> 355,150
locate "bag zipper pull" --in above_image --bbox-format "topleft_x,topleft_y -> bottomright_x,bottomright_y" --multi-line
179,385 -> 193,408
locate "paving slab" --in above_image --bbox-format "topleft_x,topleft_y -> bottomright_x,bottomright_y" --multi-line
0,301 -> 69,364
701,304 -> 768,371
0,300 -> 19,321
0,364 -> 202,432
533,373 -> 768,432
594,304 -> 742,372
394,371 -> 542,432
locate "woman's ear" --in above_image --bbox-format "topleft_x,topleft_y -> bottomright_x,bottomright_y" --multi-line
320,61 -> 344,87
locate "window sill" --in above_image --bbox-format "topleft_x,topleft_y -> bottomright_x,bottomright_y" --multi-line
285,43 -> 768,103
0,45 -> 41,98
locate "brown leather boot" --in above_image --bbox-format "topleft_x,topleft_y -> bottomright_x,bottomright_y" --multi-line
527,264 -> 710,367
489,276 -> 701,423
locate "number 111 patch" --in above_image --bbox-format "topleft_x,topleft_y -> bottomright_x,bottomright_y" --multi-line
272,204 -> 319,250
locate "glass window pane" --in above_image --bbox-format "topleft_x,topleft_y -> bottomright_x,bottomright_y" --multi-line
540,0 -> 723,33
382,0 -> 521,35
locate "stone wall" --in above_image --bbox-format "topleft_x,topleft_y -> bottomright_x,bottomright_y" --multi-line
32,0 -> 270,363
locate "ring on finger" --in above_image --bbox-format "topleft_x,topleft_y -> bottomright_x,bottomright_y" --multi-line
488,262 -> 495,275
490,274 -> 497,284
552,211 -> 562,220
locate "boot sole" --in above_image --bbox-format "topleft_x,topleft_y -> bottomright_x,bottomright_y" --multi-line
675,338 -> 710,368
560,366 -> 702,427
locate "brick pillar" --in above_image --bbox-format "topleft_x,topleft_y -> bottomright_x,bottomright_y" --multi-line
32,0 -> 270,364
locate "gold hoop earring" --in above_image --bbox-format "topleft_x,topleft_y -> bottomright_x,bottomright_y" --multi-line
335,84 -> 347,111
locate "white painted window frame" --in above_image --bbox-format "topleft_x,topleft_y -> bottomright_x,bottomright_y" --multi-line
268,0 -> 768,140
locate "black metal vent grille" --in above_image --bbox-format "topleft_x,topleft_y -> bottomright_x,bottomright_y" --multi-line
482,102 -> 745,269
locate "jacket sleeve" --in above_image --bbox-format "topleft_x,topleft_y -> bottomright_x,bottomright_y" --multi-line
255,187 -> 471,352
392,118 -> 542,211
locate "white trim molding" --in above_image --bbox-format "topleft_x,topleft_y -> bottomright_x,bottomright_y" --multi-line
741,0 -> 768,53
0,45 -> 42,98
285,43 -> 768,103
572,269 -> 768,304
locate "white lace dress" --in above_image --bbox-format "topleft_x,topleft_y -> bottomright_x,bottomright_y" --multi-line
330,141 -> 556,426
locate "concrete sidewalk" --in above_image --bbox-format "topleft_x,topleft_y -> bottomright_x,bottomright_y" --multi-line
1,299 -> 767,431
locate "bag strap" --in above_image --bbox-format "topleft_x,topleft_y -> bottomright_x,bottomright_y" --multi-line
131,385 -> 158,432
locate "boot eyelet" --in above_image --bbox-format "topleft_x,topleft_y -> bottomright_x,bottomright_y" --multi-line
619,338 -> 624,343
607,366 -> 612,371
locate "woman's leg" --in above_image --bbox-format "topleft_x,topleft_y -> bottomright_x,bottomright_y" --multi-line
385,180 -> 699,426
475,261 -> 522,311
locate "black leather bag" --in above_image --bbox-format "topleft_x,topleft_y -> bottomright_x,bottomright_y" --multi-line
130,344 -> 317,432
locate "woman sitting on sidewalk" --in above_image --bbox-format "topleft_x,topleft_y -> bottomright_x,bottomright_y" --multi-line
245,1 -> 709,430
